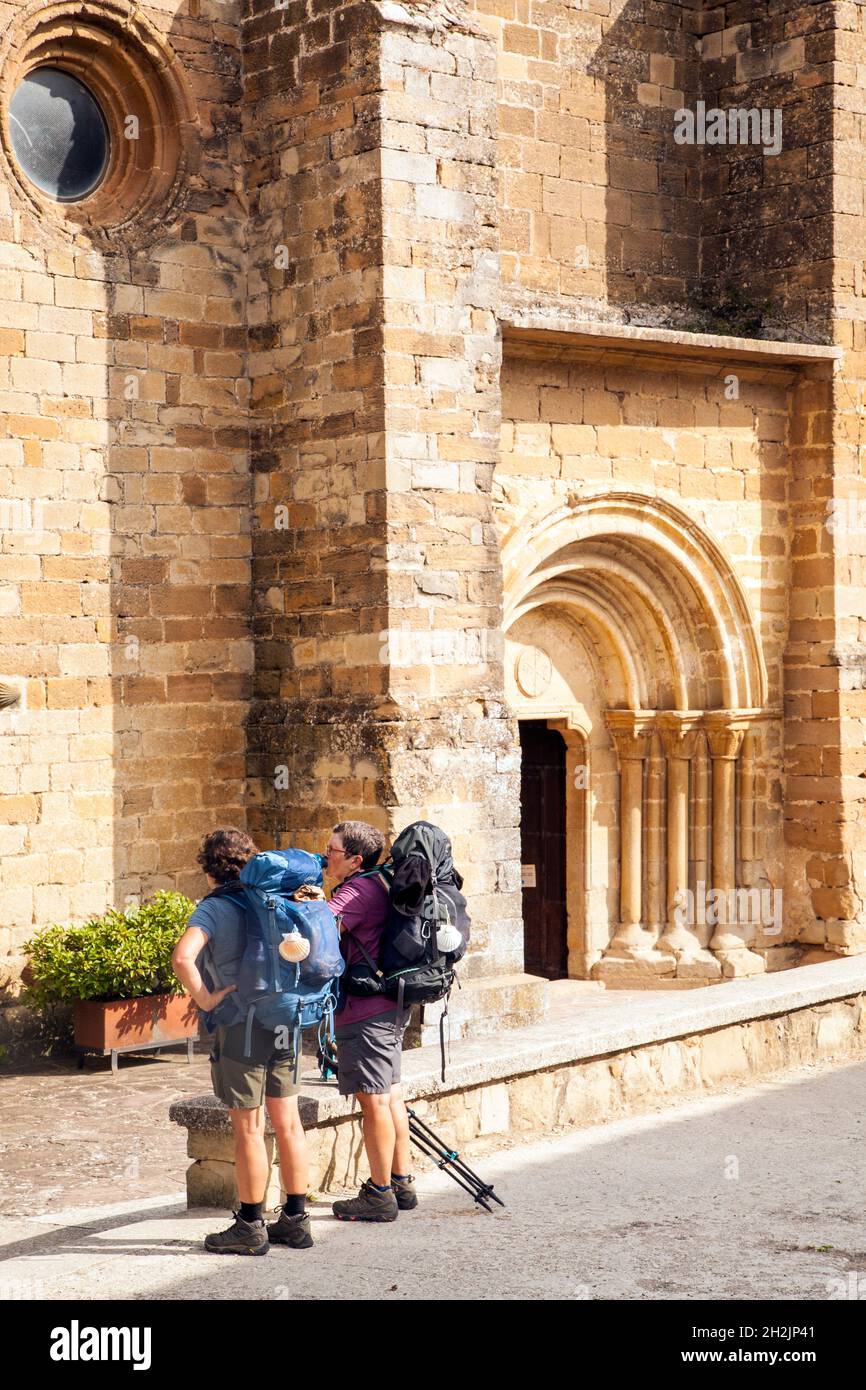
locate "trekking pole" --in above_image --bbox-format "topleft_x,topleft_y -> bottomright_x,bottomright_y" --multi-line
407,1121 -> 495,1212
407,1118 -> 498,1212
408,1108 -> 505,1209
406,1108 -> 504,1212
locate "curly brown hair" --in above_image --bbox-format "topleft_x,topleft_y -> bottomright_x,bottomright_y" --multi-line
197,827 -> 257,884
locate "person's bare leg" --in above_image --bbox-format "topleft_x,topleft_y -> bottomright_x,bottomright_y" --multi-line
357,1091 -> 396,1186
265,1094 -> 309,1197
389,1085 -> 411,1177
205,1108 -> 271,1252
230,1107 -> 269,1203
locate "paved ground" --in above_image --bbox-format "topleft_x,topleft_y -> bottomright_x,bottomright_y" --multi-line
0,980 -> 620,1216
1,1055 -> 864,1301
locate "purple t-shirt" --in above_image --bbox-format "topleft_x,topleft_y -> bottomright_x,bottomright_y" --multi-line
331,872 -> 394,1023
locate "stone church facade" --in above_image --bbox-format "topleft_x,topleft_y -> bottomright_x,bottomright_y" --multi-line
0,0 -> 864,1044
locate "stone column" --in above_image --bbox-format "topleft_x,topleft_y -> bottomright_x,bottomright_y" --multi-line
691,732 -> 711,945
593,713 -> 676,984
706,715 -> 764,976
645,734 -> 664,943
738,728 -> 757,882
656,718 -> 720,977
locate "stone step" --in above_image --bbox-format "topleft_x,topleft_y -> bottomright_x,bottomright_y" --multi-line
406,971 -> 549,1047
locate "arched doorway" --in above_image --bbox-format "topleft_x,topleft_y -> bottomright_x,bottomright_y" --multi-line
502,493 -> 776,986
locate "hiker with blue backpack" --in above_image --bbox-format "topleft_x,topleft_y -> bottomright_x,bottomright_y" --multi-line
172,827 -> 345,1255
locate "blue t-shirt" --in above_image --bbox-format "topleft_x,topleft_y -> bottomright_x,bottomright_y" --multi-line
188,893 -> 247,1031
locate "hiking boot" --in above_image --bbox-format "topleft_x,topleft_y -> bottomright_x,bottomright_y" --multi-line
204,1212 -> 269,1256
392,1175 -> 418,1211
332,1179 -> 399,1223
266,1209 -> 314,1249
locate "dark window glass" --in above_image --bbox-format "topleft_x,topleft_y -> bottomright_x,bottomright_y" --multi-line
9,67 -> 109,202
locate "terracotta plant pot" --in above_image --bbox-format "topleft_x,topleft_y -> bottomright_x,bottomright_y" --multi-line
73,993 -> 199,1051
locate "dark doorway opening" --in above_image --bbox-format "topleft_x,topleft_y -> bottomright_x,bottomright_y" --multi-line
519,720 -> 568,980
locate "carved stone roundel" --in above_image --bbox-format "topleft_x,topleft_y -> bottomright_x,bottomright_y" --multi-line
516,646 -> 552,698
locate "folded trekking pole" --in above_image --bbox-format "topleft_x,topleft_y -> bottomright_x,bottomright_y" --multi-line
406,1107 -> 505,1213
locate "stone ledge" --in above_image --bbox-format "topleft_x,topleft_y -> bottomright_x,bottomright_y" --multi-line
172,967 -> 866,1205
169,957 -> 866,1136
501,314 -> 842,370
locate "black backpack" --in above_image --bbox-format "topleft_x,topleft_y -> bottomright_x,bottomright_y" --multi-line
380,821 -> 470,1009
340,822 -> 471,1076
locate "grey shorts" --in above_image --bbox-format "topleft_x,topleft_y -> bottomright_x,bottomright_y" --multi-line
334,1007 -> 409,1097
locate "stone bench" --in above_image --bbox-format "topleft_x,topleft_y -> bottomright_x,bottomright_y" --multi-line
170,957 -> 866,1206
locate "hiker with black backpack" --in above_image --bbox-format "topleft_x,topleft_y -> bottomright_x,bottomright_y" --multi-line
322,821 -> 415,1223
172,827 -> 344,1255
325,819 -> 471,1223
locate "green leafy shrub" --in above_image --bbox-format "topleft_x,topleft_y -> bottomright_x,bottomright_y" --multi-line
23,891 -> 195,1007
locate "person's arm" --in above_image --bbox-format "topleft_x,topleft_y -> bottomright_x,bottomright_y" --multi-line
330,875 -> 388,941
329,880 -> 363,937
172,925 -> 236,1013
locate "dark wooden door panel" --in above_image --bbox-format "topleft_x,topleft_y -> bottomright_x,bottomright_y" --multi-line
520,720 -> 568,980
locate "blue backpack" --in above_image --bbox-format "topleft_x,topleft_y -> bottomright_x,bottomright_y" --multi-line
232,848 -> 344,1080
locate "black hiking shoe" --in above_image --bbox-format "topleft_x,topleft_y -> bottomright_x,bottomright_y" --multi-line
332,1180 -> 399,1223
392,1175 -> 418,1211
266,1209 -> 314,1249
204,1212 -> 269,1256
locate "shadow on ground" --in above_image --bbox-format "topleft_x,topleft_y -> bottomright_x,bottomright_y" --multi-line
1,1058 -> 863,1301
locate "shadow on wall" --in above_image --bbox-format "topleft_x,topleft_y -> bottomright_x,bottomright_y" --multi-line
104,1 -> 252,917
587,0 -> 834,341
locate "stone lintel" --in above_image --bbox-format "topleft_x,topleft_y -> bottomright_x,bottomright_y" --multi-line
501,315 -> 842,376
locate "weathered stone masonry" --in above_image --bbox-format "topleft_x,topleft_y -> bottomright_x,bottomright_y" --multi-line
2,1 -> 866,1047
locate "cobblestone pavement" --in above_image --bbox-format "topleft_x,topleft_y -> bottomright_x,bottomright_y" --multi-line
0,1054 -> 864,1301
0,981 -> 622,1217
0,1046 -> 213,1217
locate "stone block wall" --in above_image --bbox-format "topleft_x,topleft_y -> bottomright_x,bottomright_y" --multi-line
466,0 -> 704,322
699,0 -> 835,339
3,0 -> 866,1036
243,0 -> 529,987
0,0 -> 252,1016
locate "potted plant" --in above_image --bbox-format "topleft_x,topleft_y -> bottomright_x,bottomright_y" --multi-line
24,890 -> 199,1059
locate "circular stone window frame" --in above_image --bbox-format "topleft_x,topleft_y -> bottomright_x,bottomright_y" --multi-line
0,0 -> 199,249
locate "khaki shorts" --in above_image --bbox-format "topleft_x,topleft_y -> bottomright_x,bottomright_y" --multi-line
334,1007 -> 409,1098
209,1018 -> 300,1110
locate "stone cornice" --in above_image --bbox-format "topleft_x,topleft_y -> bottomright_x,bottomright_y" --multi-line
501,313 -> 842,373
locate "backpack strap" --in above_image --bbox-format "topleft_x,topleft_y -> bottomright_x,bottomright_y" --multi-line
203,880 -> 247,904
345,865 -> 393,888
243,1004 -> 256,1059
203,944 -> 224,992
292,1016 -> 302,1086
439,995 -> 448,1084
344,928 -> 384,980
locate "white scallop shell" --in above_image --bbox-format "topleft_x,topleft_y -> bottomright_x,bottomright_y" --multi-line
279,929 -> 310,962
435,922 -> 463,954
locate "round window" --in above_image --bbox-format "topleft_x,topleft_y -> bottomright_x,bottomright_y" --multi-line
9,66 -> 109,202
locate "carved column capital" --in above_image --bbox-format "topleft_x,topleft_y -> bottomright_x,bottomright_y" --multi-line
656,713 -> 702,761
703,712 -> 750,761
605,710 -> 656,761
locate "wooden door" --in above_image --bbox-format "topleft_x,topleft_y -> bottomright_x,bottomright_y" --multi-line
519,720 -> 568,979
